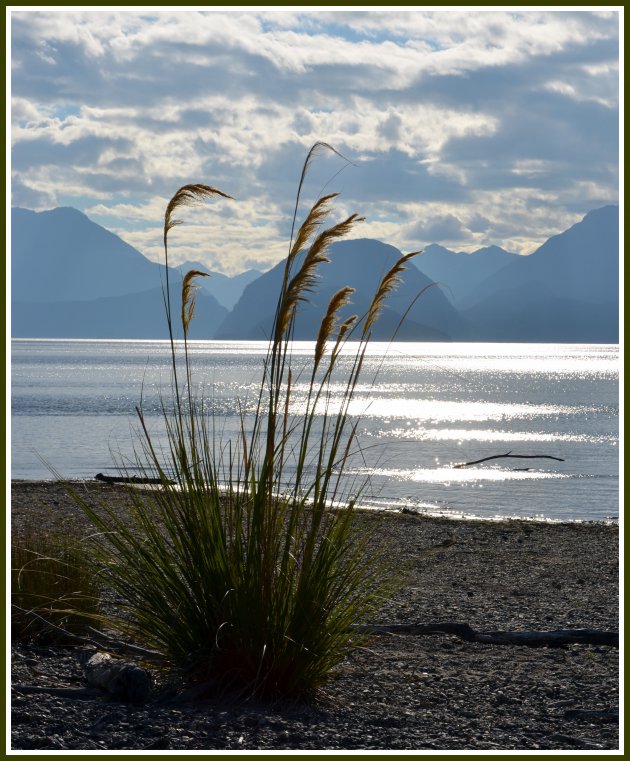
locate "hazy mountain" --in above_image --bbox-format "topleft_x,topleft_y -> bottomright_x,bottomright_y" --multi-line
177,261 -> 262,310
11,206 -> 227,339
469,205 -> 618,306
216,238 -> 469,341
11,205 -> 619,342
462,283 -> 616,343
413,243 -> 518,307
11,207 -> 167,302
12,287 -> 228,340
463,206 -> 619,342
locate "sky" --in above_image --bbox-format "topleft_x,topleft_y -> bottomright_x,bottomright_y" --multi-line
9,7 -> 621,275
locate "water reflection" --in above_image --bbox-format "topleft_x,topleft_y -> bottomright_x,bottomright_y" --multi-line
374,427 -> 618,445
347,466 -> 574,484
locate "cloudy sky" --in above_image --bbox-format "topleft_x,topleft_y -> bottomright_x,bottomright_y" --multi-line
10,8 -> 620,275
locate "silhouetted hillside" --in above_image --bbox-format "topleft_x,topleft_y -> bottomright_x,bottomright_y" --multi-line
463,206 -> 618,342
11,205 -> 619,342
12,207 -> 167,302
11,207 -> 227,338
216,238 -> 468,341
12,287 -> 228,340
413,243 -> 518,307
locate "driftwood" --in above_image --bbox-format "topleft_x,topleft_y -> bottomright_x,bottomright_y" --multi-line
13,684 -> 99,700
11,606 -> 167,664
453,451 -> 564,469
354,622 -> 618,648
85,627 -> 166,664
94,472 -> 173,485
564,708 -> 619,723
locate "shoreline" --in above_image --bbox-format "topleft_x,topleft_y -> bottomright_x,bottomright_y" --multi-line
11,479 -> 620,751
10,478 -> 619,527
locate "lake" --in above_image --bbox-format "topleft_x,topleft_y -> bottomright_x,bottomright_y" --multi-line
10,339 -> 619,522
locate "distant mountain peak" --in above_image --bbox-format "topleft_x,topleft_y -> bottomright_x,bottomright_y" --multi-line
473,244 -> 516,257
176,260 -> 262,310
216,237 -> 467,341
420,243 -> 455,256
11,204 -> 618,342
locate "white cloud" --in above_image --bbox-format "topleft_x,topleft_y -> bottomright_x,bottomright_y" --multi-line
11,97 -> 44,126
9,8 -> 620,273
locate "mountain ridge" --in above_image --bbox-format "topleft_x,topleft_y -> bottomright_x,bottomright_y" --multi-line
215,238 -> 466,341
462,205 -> 619,342
10,204 -> 619,342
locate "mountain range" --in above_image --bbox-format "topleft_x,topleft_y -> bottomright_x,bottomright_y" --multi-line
412,243 -> 519,308
216,238 -> 466,341
10,205 -> 619,343
178,262 -> 262,311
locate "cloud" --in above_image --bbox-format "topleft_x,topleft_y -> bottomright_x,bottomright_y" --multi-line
9,9 -> 619,271
408,213 -> 470,245
466,213 -> 491,234
11,175 -> 57,209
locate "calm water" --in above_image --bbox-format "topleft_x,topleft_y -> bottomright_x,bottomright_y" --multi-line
10,340 -> 619,522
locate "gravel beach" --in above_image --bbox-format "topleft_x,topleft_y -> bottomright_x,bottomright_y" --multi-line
10,480 -> 621,752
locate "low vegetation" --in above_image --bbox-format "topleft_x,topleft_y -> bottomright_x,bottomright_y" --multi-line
62,143 -> 421,699
11,527 -> 100,644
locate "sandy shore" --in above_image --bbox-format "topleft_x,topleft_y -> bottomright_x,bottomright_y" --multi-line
10,480 -> 621,751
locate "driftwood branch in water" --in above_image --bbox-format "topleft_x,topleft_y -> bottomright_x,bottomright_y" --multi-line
353,622 -> 618,648
453,451 -> 565,469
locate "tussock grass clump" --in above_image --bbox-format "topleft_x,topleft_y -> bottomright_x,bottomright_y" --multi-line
68,143 -> 420,699
12,528 -> 100,644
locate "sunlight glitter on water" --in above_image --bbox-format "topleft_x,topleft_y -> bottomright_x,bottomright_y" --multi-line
336,398 -> 583,422
12,340 -> 618,521
373,427 -> 618,444
348,466 -> 574,484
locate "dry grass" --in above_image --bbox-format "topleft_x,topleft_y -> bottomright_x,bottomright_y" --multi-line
11,527 -> 100,644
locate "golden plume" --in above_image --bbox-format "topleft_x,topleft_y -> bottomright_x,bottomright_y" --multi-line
164,184 -> 233,247
314,287 -> 355,371
332,314 -> 358,356
363,251 -> 422,337
288,193 -> 338,268
181,269 -> 210,337
276,212 -> 364,342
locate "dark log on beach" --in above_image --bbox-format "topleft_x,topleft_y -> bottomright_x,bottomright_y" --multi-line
94,472 -> 172,485
13,684 -> 99,700
564,709 -> 619,723
453,451 -> 565,468
354,622 -> 618,648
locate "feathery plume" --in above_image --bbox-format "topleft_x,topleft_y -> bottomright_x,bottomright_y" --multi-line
276,213 -> 364,342
288,142 -> 354,252
164,184 -> 233,247
288,193 -> 338,270
333,314 -> 358,355
181,270 -> 210,337
314,287 -> 355,371
363,251 -> 422,336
